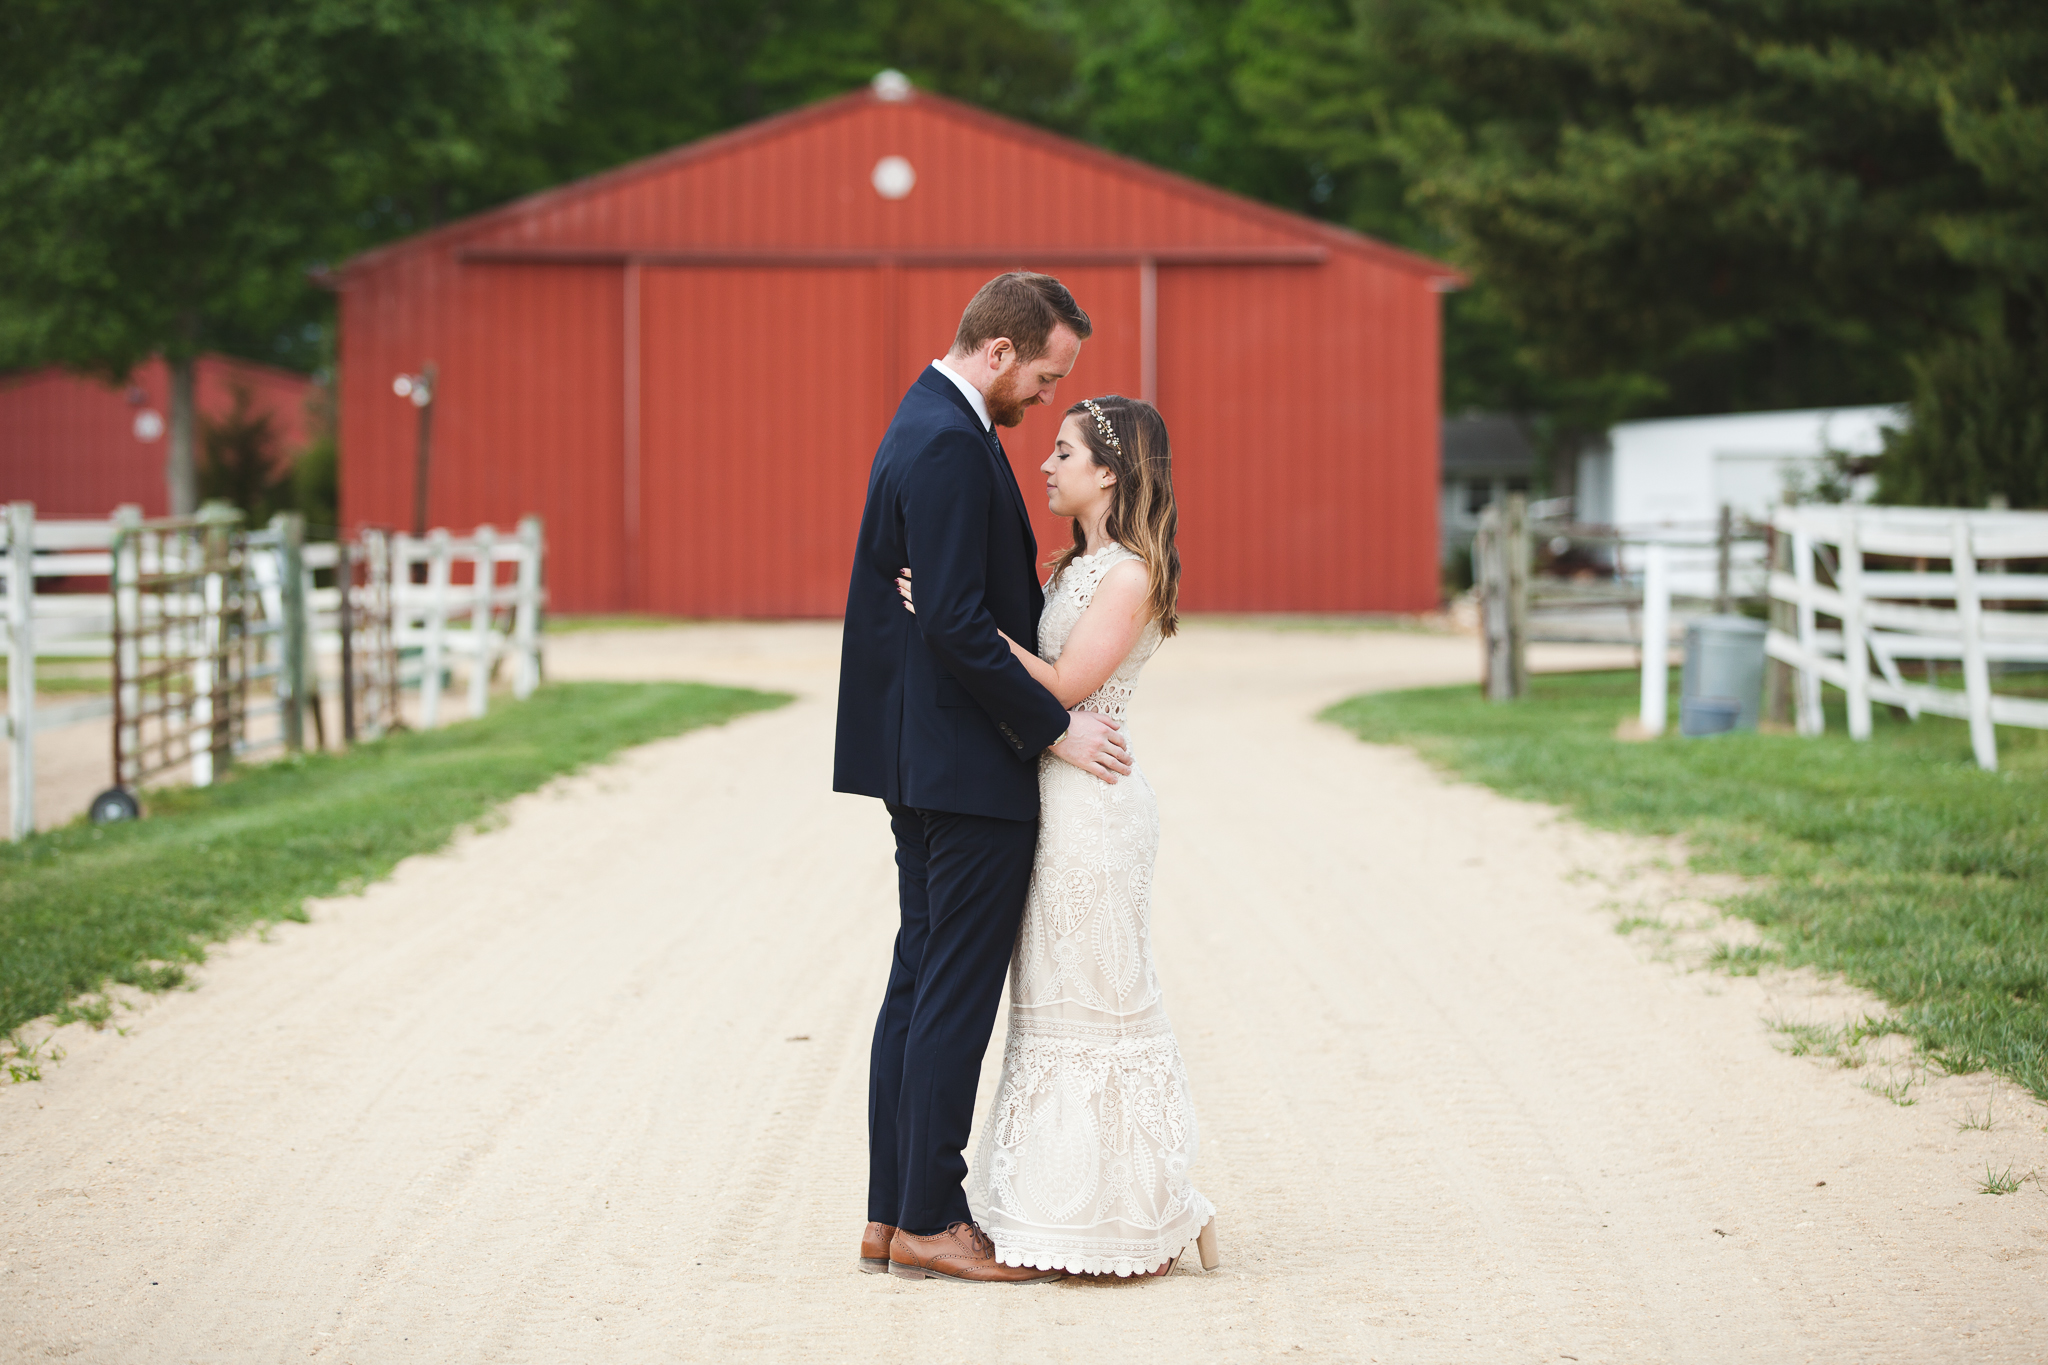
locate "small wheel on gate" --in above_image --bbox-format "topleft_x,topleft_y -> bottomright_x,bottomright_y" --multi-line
88,787 -> 141,825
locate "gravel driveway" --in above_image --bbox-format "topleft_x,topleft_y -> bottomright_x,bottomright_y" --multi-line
2,621 -> 2042,1363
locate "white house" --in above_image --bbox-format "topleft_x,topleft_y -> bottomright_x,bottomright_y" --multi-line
1576,404 -> 1906,597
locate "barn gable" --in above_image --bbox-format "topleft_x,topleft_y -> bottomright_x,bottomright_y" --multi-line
340,86 -> 1456,282
333,80 -> 1456,616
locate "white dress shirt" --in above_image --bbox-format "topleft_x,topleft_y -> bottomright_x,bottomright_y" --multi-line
930,359 -> 993,432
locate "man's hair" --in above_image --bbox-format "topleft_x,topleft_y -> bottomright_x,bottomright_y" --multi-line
952,272 -> 1092,362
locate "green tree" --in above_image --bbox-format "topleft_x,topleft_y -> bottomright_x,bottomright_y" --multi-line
198,385 -> 290,526
1877,337 -> 2048,508
1878,2 -> 2048,506
461,0 -> 1075,206
1047,0 -> 1322,212
0,0 -> 566,513
293,381 -> 342,537
1236,0 -> 2000,428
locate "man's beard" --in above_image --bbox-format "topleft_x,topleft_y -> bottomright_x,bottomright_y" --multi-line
985,366 -> 1034,427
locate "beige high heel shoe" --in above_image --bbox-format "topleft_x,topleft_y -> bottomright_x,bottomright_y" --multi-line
1196,1218 -> 1220,1270
1147,1218 -> 1221,1276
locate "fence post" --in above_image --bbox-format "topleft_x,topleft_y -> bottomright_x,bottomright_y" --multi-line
1639,541 -> 1670,737
1714,502 -> 1734,615
467,524 -> 497,719
1476,504 -> 1507,698
363,529 -> 395,739
1840,512 -> 1872,741
1506,492 -> 1530,699
1762,520 -> 1793,727
513,516 -> 543,699
1474,504 -> 1493,693
111,505 -> 142,791
1951,518 -> 1998,771
1792,519 -> 1824,736
420,528 -> 451,729
7,503 -> 35,840
277,512 -> 308,753
338,540 -> 357,744
1477,499 -> 1527,701
192,503 -> 239,785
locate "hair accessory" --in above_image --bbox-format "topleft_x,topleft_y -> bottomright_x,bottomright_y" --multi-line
1081,398 -> 1122,456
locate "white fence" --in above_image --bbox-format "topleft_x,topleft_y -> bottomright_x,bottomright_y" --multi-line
1763,505 -> 2048,771
3,502 -> 547,839
390,523 -> 545,731
4,505 -> 122,839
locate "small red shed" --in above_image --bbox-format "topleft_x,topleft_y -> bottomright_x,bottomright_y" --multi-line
0,355 -> 315,518
332,78 -> 1459,615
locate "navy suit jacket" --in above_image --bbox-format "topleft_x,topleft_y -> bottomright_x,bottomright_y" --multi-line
834,366 -> 1072,822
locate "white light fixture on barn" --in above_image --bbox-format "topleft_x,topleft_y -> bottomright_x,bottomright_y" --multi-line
132,409 -> 165,442
872,155 -> 915,200
393,366 -> 438,533
872,69 -> 912,101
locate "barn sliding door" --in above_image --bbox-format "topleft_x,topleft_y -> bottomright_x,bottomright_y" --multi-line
635,267 -> 888,616
442,263 -> 626,611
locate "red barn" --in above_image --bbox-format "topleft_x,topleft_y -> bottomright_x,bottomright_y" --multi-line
0,355 -> 315,518
332,78 -> 1458,615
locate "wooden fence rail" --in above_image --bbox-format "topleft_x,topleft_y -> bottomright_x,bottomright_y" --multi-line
390,520 -> 546,732
1475,496 -> 1766,712
1763,504 -> 2048,771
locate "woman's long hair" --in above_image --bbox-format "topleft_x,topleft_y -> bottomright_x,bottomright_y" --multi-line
1047,395 -> 1181,637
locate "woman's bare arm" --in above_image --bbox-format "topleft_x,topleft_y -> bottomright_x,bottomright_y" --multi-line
899,561 -> 1149,710
998,629 -> 1060,692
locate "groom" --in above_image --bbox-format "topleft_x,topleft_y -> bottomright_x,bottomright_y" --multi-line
835,272 -> 1132,1283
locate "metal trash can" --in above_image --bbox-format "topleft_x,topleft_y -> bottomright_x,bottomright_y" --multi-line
1680,614 -> 1767,736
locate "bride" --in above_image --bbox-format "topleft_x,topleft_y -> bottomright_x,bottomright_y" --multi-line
899,394 -> 1217,1278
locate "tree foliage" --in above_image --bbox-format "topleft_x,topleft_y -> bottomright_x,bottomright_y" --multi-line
1876,2 -> 2048,506
1236,2 -> 1983,422
1229,0 -> 2048,499
0,0 -> 567,374
198,385 -> 290,526
7,0 -> 2042,507
0,0 -> 565,506
1877,335 -> 2048,509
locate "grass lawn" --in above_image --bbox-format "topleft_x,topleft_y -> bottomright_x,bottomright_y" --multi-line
542,613 -> 708,633
1323,670 -> 2048,1100
0,681 -> 788,1043
0,659 -> 111,694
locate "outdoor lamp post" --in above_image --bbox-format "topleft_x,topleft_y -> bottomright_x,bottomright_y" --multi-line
393,365 -> 436,535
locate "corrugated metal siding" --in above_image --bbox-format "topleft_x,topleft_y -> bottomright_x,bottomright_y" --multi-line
1161,258 -> 1438,612
0,356 -> 312,519
638,266 -> 886,615
336,87 -> 1448,615
340,262 -> 625,609
471,100 -> 1308,258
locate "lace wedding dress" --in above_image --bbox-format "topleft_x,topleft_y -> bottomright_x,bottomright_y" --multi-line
967,543 -> 1215,1276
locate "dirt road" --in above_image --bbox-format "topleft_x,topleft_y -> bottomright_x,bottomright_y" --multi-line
3,622 -> 2042,1363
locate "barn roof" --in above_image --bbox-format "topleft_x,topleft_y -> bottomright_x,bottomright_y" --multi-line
334,82 -> 1462,286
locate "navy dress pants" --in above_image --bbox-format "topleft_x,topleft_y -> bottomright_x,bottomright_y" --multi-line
869,801 -> 1037,1236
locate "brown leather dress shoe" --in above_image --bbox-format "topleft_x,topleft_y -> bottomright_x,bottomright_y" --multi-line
859,1221 -> 898,1274
888,1222 -> 1063,1283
